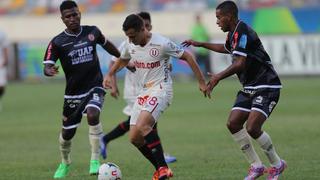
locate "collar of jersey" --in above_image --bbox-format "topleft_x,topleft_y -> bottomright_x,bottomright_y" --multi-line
64,26 -> 83,37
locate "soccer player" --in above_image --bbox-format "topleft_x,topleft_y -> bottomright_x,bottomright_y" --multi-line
104,14 -> 207,180
100,11 -> 177,164
0,30 -> 9,111
43,1 -> 120,178
182,1 -> 286,179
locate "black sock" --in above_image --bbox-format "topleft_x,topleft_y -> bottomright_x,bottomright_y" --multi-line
103,116 -> 130,144
144,130 -> 167,168
138,144 -> 158,170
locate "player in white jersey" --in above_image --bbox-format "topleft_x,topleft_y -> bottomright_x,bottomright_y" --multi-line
104,14 -> 207,180
0,30 -> 9,111
100,12 -> 177,164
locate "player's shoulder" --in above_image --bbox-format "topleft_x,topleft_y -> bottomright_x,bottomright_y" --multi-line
150,33 -> 171,45
51,31 -> 67,45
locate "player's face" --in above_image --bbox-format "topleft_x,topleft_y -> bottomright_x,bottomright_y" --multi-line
143,19 -> 152,32
61,7 -> 81,31
125,27 -> 145,45
216,9 -> 230,32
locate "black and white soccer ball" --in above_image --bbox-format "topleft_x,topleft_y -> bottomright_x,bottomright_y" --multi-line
97,162 -> 122,180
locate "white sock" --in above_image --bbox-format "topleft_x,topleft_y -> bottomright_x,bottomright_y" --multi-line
256,131 -> 281,167
59,134 -> 72,164
89,123 -> 103,160
232,129 -> 262,167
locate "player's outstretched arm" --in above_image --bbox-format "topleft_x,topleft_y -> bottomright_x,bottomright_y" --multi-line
181,40 -> 228,54
103,58 -> 129,89
180,51 -> 207,97
44,64 -> 59,77
104,40 -> 121,58
205,56 -> 246,97
108,61 -> 119,99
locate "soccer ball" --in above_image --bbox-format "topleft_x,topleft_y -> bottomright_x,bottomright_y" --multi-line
97,162 -> 122,180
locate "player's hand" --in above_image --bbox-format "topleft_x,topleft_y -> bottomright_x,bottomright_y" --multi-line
181,40 -> 201,47
45,65 -> 59,76
199,81 -> 208,98
110,86 -> 119,99
103,74 -> 113,89
205,72 -> 220,98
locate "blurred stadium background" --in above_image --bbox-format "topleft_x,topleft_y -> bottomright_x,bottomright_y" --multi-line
0,0 -> 320,180
0,0 -> 320,80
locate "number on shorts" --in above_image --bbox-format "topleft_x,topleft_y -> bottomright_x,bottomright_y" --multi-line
148,97 -> 158,106
93,93 -> 100,101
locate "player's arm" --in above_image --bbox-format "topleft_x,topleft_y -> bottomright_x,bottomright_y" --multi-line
103,40 -> 121,58
1,47 -> 9,67
179,51 -> 207,97
103,58 -> 129,89
43,41 -> 59,77
181,40 -> 228,54
108,60 -> 119,99
206,55 -> 246,97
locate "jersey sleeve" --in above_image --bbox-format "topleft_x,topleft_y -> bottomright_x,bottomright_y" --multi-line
120,40 -> 131,60
43,39 -> 59,65
163,38 -> 184,58
232,26 -> 249,57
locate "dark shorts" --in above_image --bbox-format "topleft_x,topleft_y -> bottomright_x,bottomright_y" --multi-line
232,88 -> 280,118
62,87 -> 106,129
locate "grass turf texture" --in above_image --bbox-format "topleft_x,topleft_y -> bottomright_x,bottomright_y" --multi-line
0,77 -> 319,179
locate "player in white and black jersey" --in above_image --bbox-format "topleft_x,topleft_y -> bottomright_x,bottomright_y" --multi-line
182,1 -> 286,180
100,11 -> 177,165
43,1 -> 120,178
104,14 -> 207,180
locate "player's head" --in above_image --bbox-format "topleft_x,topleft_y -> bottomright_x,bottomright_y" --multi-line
216,1 -> 238,32
122,14 -> 146,45
60,0 -> 81,31
137,11 -> 152,31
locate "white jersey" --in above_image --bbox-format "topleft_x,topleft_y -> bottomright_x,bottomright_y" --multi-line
120,33 -> 184,89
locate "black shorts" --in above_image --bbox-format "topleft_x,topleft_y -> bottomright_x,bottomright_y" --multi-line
232,88 -> 280,118
62,87 -> 106,129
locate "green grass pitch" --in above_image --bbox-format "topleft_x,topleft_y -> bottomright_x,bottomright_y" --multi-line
0,77 -> 319,179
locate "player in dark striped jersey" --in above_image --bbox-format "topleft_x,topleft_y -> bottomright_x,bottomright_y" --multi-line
43,1 -> 120,178
182,1 -> 286,180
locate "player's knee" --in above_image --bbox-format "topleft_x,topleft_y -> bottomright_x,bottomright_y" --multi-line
246,126 -> 261,139
86,108 -> 100,125
61,128 -> 76,140
227,121 -> 242,133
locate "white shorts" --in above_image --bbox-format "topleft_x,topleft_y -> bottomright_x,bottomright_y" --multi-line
0,67 -> 7,86
130,83 -> 173,125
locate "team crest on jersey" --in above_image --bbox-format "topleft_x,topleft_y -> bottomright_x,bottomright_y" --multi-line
149,48 -> 160,58
88,34 -> 95,41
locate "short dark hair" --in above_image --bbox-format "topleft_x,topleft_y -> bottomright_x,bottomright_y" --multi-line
137,11 -> 151,22
60,0 -> 78,13
122,14 -> 144,31
216,1 -> 238,19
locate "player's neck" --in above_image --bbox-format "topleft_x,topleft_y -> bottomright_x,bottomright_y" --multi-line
229,19 -> 240,32
140,32 -> 152,47
66,27 -> 82,35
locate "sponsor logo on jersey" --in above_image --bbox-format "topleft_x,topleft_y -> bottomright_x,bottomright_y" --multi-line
74,41 -> 88,47
133,60 -> 160,69
88,34 -> 95,41
68,46 -> 94,65
149,48 -> 159,58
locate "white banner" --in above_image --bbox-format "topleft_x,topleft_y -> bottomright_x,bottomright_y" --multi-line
211,34 -> 320,75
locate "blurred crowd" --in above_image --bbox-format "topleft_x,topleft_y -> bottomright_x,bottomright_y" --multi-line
0,0 -> 319,15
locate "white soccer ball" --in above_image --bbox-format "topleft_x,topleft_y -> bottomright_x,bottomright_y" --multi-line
97,162 -> 122,180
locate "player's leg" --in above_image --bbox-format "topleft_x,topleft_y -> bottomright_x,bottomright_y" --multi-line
152,124 -> 177,164
101,116 -> 130,145
228,91 -> 265,179
85,88 -> 106,175
249,90 -> 286,179
54,97 -> 83,179
0,86 -> 4,111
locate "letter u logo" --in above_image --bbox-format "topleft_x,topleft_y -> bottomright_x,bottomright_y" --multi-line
149,48 -> 159,58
